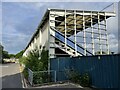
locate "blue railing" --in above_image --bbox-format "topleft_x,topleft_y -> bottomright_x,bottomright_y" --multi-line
50,27 -> 93,56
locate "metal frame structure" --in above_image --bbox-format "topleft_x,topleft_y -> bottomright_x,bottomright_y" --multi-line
23,4 -> 116,59
49,9 -> 115,58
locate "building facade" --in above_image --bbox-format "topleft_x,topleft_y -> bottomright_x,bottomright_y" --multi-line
23,8 -> 116,59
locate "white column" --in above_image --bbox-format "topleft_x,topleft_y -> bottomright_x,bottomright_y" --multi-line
98,12 -> 102,55
74,10 -> 77,56
49,11 -> 55,58
65,10 -> 67,52
104,13 -> 109,54
91,11 -> 95,55
83,11 -> 86,55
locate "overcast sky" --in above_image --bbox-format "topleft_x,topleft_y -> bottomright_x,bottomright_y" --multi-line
1,1 -> 119,54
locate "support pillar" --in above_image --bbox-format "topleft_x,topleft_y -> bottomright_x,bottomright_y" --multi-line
74,10 -> 77,56
98,12 -> 102,55
104,13 -> 110,54
65,10 -> 67,52
91,11 -> 95,55
83,11 -> 86,55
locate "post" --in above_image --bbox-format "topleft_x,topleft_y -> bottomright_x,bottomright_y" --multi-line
65,10 -> 67,52
104,13 -> 109,54
91,11 -> 95,55
83,11 -> 86,55
54,70 -> 57,82
74,10 -> 77,56
48,10 -> 51,74
98,12 -> 102,55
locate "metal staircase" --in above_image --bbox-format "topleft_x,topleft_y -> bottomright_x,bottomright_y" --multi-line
50,26 -> 93,57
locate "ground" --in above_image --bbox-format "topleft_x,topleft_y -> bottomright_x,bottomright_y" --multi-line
1,63 -> 22,88
0,63 -> 95,89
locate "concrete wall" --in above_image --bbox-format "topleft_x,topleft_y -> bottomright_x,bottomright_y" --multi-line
23,20 -> 49,57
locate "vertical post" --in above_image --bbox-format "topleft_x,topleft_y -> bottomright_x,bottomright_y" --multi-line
54,70 -> 56,82
98,12 -> 102,55
83,11 -> 86,55
74,10 -> 77,56
48,10 -> 51,74
104,13 -> 109,54
39,30 -> 41,54
49,10 -> 55,58
65,10 -> 67,52
91,11 -> 95,55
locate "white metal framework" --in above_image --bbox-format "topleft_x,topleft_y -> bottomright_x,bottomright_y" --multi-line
23,7 -> 116,59
49,9 -> 115,58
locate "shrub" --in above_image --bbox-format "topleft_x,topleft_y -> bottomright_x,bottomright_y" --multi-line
80,73 -> 90,87
66,70 -> 91,87
19,56 -> 27,65
20,49 -> 49,84
23,68 -> 29,80
67,70 -> 81,83
24,49 -> 48,71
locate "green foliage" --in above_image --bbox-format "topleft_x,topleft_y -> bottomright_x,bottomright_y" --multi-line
19,49 -> 49,84
9,54 -> 15,58
2,50 -> 9,59
23,68 -> 29,80
67,70 -> 81,83
19,56 -> 27,65
24,50 -> 48,71
40,49 -> 49,70
15,50 -> 24,59
33,72 -> 51,84
80,73 -> 90,87
67,70 -> 91,87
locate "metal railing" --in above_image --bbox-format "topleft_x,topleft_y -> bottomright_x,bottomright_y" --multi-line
27,68 -> 72,86
28,69 -> 57,86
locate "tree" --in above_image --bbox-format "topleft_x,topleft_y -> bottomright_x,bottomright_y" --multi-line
0,44 -> 3,63
15,50 -> 24,59
2,50 -> 9,58
9,54 -> 15,58
20,49 -> 48,71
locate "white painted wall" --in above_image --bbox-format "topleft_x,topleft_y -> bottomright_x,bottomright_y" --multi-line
23,20 -> 49,57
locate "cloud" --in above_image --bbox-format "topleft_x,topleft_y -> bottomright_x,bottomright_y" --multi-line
2,0 -> 120,2
2,2 -> 118,54
2,24 -> 31,54
108,34 -> 118,53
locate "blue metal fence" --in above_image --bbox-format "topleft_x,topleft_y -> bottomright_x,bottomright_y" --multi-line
50,54 -> 120,88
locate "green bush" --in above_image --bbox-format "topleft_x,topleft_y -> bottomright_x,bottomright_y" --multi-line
19,56 -> 27,65
33,72 -> 51,84
23,68 -> 29,80
67,70 -> 81,83
80,73 -> 90,87
24,49 -> 48,71
67,70 -> 91,87
20,49 -> 49,84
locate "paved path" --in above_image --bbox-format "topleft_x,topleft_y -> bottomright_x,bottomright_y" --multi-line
1,63 -> 22,88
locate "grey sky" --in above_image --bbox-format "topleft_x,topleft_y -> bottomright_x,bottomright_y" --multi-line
1,2 -> 118,54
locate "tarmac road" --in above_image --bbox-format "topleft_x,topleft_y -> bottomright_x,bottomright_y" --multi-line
1,63 -> 22,88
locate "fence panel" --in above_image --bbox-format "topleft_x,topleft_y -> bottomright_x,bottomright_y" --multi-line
50,54 -> 120,88
27,69 -> 57,86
